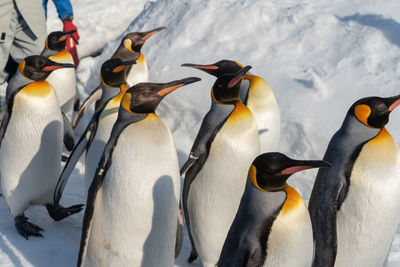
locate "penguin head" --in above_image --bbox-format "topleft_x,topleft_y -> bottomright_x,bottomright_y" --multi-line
120,77 -> 201,114
181,60 -> 243,77
100,58 -> 136,88
122,27 -> 166,53
19,55 -> 75,81
211,65 -> 251,104
45,31 -> 76,51
249,153 -> 331,192
351,95 -> 400,129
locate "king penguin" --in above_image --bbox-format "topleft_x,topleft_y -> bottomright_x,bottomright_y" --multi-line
53,58 -> 136,206
72,27 -> 166,128
181,66 -> 260,266
309,95 -> 400,267
4,55 -> 76,152
0,78 -> 83,239
41,31 -> 79,120
182,60 -> 280,152
218,152 -> 330,267
77,77 -> 200,267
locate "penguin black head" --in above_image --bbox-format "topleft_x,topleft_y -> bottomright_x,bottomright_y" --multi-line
120,77 -> 201,114
122,27 -> 166,53
212,65 -> 251,104
351,95 -> 400,129
19,55 -> 75,81
249,153 -> 331,192
100,58 -> 136,88
46,31 -> 76,51
182,60 -> 243,77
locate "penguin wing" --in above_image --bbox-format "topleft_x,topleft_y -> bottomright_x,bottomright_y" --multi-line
72,85 -> 102,129
62,111 -> 75,151
308,167 -> 348,267
182,103 -> 234,260
53,117 -> 98,205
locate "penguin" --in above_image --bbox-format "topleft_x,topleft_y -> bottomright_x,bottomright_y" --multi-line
218,152 -> 330,267
53,58 -> 136,206
41,31 -> 79,120
309,95 -> 400,267
181,66 -> 260,266
182,60 -> 280,152
4,55 -> 76,152
0,79 -> 83,239
72,27 -> 166,128
77,77 -> 201,267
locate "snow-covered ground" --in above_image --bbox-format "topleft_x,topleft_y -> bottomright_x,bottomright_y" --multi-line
1,0 -> 400,266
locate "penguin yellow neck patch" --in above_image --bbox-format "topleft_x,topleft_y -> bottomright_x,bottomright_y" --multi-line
354,104 -> 372,127
21,81 -> 53,97
227,102 -> 252,123
281,186 -> 302,214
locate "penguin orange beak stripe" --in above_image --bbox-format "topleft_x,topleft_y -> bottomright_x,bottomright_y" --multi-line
228,66 -> 252,88
282,166 -> 313,175
42,65 -> 64,71
157,84 -> 183,96
194,65 -> 218,70
112,65 -> 128,73
389,99 -> 400,111
142,27 -> 166,41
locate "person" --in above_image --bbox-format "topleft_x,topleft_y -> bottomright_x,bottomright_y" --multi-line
0,0 -> 79,85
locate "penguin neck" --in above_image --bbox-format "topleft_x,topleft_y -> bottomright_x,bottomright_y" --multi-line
41,47 -> 58,58
6,70 -> 33,99
113,108 -> 149,133
340,115 -> 381,145
97,83 -> 121,111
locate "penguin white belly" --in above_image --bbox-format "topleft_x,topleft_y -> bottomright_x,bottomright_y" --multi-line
85,115 -> 180,267
246,75 -> 280,153
0,84 -> 63,217
336,129 -> 400,267
264,187 -> 313,267
46,67 -> 76,120
84,101 -> 119,192
187,106 -> 259,266
126,56 -> 148,86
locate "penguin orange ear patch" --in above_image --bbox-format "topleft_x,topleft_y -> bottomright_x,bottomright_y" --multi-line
123,39 -> 134,53
249,165 -> 264,191
121,92 -> 133,113
354,104 -> 371,127
18,60 -> 26,74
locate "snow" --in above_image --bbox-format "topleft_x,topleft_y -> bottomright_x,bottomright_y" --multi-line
1,0 -> 400,266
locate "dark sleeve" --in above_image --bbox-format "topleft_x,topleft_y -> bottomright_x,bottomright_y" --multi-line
51,0 -> 73,21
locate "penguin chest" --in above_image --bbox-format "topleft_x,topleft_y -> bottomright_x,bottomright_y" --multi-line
87,116 -> 180,266
84,101 -> 119,191
246,75 -> 280,153
187,104 -> 259,264
336,129 -> 400,267
126,55 -> 148,86
0,83 -> 63,216
264,187 -> 312,267
46,67 -> 76,119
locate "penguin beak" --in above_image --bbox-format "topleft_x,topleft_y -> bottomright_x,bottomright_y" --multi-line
385,95 -> 400,112
157,77 -> 201,96
42,61 -> 75,72
228,65 -> 251,88
181,63 -> 219,70
281,160 -> 331,175
142,26 -> 166,41
112,60 -> 137,73
59,30 -> 77,42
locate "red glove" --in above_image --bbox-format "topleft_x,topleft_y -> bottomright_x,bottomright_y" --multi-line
63,20 -> 80,43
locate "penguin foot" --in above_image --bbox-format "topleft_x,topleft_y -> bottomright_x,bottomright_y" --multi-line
61,154 -> 69,162
74,98 -> 80,111
15,215 -> 44,239
46,203 -> 84,221
188,250 -> 198,263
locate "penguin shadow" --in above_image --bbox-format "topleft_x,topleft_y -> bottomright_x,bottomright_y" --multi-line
177,149 -> 188,168
141,175 -> 177,267
337,13 -> 400,48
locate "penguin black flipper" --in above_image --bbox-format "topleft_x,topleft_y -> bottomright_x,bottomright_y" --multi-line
53,115 -> 99,206
77,110 -> 146,267
0,86 -> 21,147
62,111 -> 75,151
218,181 -> 286,267
182,103 -> 234,262
72,85 -> 102,129
308,116 -> 380,267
